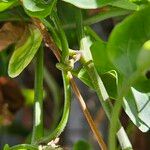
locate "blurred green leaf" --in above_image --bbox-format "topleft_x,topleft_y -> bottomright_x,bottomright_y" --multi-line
73,140 -> 92,150
109,0 -> 139,10
91,41 -> 114,73
137,40 -> 150,70
107,6 -> 150,131
0,0 -> 17,12
22,89 -> 34,106
22,0 -> 57,18
22,88 -> 46,106
124,87 -> 150,132
3,144 -> 10,150
90,41 -> 118,99
62,0 -> 115,9
8,25 -> 42,78
107,6 -> 150,77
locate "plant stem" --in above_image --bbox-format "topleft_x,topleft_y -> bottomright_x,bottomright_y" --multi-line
75,9 -> 106,149
63,8 -> 132,29
109,72 -> 140,150
36,71 -> 71,144
75,7 -> 132,150
52,12 -> 69,62
9,144 -> 38,150
85,62 -> 133,150
70,73 -> 107,150
33,17 -> 107,149
31,45 -> 44,144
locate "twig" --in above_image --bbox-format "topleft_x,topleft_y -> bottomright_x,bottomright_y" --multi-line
32,18 -> 61,61
69,72 -> 107,150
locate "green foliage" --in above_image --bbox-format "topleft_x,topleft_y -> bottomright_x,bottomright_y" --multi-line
22,0 -> 57,18
62,0 -> 115,9
73,140 -> 92,150
0,0 -> 17,12
107,5 -> 150,77
1,0 -> 150,150
8,25 -> 42,78
124,87 -> 150,132
107,5 -> 150,132
109,0 -> 139,10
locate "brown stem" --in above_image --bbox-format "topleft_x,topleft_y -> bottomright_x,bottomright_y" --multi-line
33,18 -> 107,150
69,72 -> 107,150
32,18 -> 61,61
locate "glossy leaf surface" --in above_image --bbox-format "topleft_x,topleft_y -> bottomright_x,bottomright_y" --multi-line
22,0 -> 56,18
0,0 -> 17,12
124,87 -> 150,132
8,25 -> 42,78
62,0 -> 114,9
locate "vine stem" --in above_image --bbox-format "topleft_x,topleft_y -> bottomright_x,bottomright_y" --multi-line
31,45 -> 44,144
9,144 -> 38,150
109,72 -> 140,150
76,8 -> 133,150
33,18 -> 107,149
69,72 -> 107,150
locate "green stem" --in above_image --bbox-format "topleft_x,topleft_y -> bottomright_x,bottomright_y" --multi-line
52,12 -> 69,62
9,144 -> 38,150
76,8 -> 132,150
31,45 -> 44,144
63,7 -> 132,29
36,71 -> 71,144
36,11 -> 71,144
109,72 -> 140,150
41,19 -> 62,49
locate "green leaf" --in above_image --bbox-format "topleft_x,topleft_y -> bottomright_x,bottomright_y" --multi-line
22,0 -> 57,18
101,71 -> 118,99
0,0 -> 17,12
91,41 -> 114,73
8,25 -> 42,78
106,6 -> 150,132
62,0 -> 115,9
124,87 -> 150,132
107,6 -> 150,77
132,40 -> 150,93
137,40 -> 150,70
73,140 -> 92,150
90,41 -> 118,99
109,0 -> 139,10
131,0 -> 149,5
22,89 -> 35,106
75,68 -> 94,89
3,144 -> 10,150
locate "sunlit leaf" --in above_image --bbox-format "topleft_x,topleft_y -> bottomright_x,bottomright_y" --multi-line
62,0 -> 115,9
124,87 -> 150,132
22,0 -> 57,18
107,6 -> 150,131
109,0 -> 139,10
0,0 -> 17,12
8,25 -> 42,78
107,6 -> 150,77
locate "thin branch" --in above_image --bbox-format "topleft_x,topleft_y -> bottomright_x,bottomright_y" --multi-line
33,18 -> 61,61
69,72 -> 107,150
